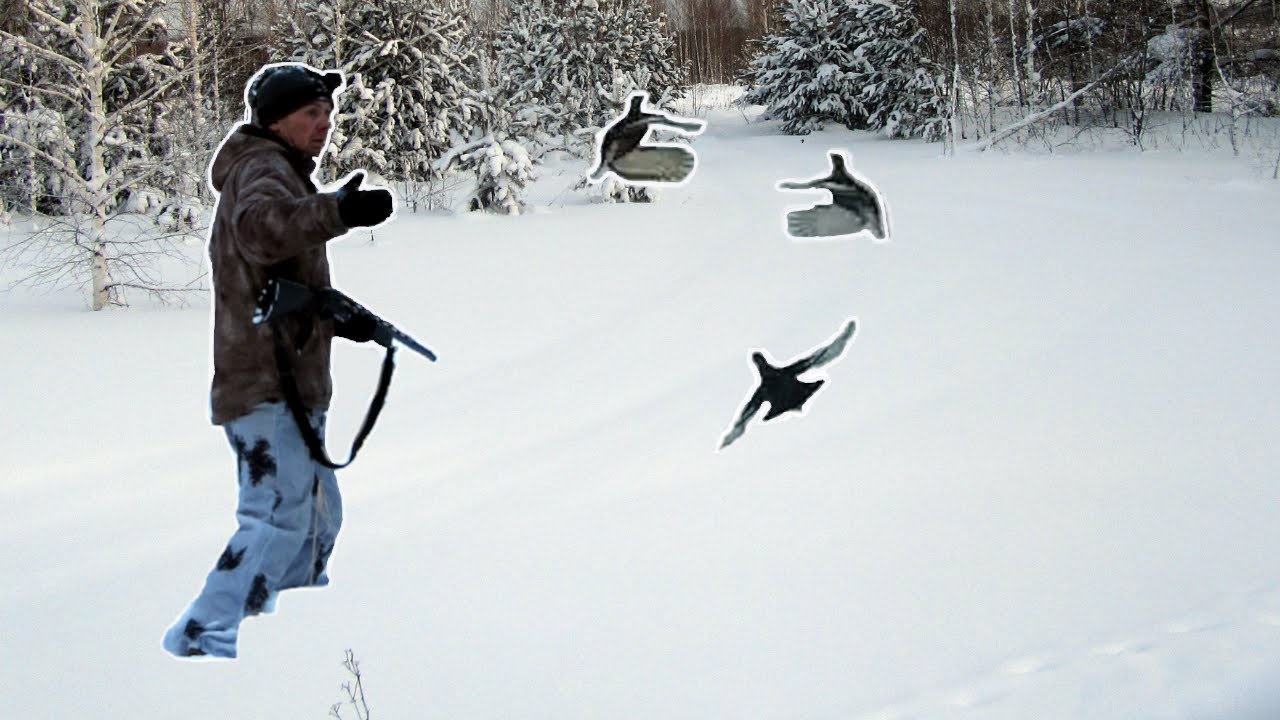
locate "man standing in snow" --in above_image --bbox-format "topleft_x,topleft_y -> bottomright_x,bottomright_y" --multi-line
163,62 -> 394,659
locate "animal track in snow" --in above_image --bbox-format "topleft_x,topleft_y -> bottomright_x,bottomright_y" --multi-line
1161,616 -> 1228,635
853,587 -> 1280,720
1000,654 -> 1057,675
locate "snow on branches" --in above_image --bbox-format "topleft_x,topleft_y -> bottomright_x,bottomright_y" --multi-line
494,0 -> 686,151
741,0 -> 947,140
0,0 -> 206,309
277,0 -> 490,185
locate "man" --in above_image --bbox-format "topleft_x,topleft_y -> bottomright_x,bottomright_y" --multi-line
162,63 -> 393,659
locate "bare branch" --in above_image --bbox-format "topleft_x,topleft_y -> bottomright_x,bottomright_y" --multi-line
967,54 -> 1141,152
0,29 -> 84,71
101,0 -> 135,53
0,76 -> 83,107
0,130 -> 87,187
1218,0 -> 1263,28
24,2 -> 80,40
105,21 -> 166,68
105,67 -> 202,121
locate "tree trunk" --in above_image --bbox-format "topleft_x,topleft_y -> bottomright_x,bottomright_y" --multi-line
183,0 -> 208,200
985,0 -> 997,134
1024,0 -> 1039,106
949,0 -> 963,147
1192,0 -> 1215,112
970,52 -> 1136,151
1008,0 -> 1024,110
80,0 -> 114,310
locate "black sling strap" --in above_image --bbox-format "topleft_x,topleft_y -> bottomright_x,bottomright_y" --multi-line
272,330 -> 396,469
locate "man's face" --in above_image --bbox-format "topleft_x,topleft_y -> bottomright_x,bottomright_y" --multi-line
269,99 -> 334,157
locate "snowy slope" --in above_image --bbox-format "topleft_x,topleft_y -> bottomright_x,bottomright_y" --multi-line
3,107 -> 1279,720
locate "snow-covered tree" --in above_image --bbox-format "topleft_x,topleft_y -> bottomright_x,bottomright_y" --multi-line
741,0 -> 947,140
0,0 -> 205,309
494,0 -> 687,150
465,136 -> 536,215
432,130 -> 536,214
740,0 -> 863,134
854,0 -> 949,141
276,0 -> 491,189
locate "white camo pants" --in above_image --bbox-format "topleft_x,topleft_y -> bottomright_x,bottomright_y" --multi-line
162,402 -> 342,659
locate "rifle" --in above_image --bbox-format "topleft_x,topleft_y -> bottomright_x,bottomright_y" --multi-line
253,277 -> 437,361
251,278 -> 436,468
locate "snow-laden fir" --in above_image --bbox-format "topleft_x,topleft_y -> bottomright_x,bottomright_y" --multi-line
277,0 -> 490,190
494,0 -> 686,148
741,0 -> 946,139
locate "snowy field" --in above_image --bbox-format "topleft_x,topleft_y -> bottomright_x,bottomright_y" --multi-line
3,102 -> 1280,720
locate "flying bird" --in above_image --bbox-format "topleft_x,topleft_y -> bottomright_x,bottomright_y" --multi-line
718,318 -> 858,450
588,91 -> 706,185
778,151 -> 889,240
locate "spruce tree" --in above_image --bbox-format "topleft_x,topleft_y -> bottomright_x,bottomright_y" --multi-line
464,137 -> 536,215
278,0 -> 490,188
494,0 -> 686,149
741,0 -> 947,140
854,1 -> 949,141
741,0 -> 865,135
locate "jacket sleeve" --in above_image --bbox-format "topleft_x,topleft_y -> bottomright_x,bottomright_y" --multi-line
229,154 -> 349,266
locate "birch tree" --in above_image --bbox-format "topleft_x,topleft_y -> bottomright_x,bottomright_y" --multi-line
0,0 -> 205,309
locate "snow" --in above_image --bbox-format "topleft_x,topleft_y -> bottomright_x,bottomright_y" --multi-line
3,104 -> 1280,720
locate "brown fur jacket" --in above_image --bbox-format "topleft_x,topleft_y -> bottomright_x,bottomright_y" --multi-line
206,123 -> 349,425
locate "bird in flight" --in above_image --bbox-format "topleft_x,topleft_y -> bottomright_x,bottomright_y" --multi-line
719,318 -> 859,450
778,151 -> 889,240
588,91 -> 706,185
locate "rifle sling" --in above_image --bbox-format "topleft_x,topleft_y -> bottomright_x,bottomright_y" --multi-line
272,329 -> 396,469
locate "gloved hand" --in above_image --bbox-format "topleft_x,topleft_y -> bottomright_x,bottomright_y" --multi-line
334,172 -> 393,228
333,311 -> 378,344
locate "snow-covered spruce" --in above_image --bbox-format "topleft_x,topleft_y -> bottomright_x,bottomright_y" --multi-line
431,132 -> 535,214
462,135 -> 536,215
741,0 -> 947,140
493,0 -> 685,151
853,0 -> 949,141
276,0 -> 491,186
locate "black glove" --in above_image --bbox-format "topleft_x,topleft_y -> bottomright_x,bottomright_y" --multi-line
335,172 -> 394,228
333,310 -> 378,343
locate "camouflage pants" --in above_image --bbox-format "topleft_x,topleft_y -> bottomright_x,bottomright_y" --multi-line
162,402 -> 342,659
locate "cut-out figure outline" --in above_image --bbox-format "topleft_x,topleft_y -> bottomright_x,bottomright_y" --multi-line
777,149 -> 890,242
718,318 -> 859,451
587,90 -> 707,188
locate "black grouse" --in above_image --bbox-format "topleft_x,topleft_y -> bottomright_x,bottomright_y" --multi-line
719,318 -> 858,450
588,91 -> 706,184
778,151 -> 888,240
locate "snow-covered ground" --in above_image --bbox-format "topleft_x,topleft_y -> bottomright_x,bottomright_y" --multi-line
3,104 -> 1279,720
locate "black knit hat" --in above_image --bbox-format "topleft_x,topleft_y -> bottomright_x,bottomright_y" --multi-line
247,63 -> 344,128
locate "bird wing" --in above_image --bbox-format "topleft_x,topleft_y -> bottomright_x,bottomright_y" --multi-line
611,146 -> 696,184
777,177 -> 819,191
785,203 -> 872,239
786,319 -> 857,373
653,117 -> 706,135
719,386 -> 766,450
